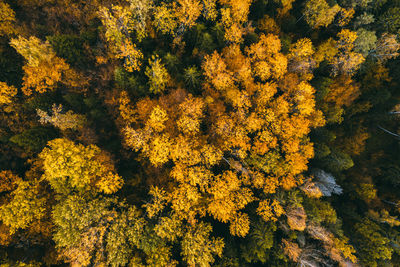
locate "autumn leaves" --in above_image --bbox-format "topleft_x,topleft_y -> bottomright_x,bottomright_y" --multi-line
117,30 -> 325,241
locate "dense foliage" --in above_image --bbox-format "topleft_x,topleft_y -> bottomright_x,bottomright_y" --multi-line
0,0 -> 399,266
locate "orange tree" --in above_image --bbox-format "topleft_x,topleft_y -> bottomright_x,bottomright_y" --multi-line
119,33 -> 325,240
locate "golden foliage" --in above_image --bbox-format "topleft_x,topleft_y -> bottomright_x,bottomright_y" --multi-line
10,36 -> 82,95
153,3 -> 178,35
176,0 -> 202,29
0,0 -> 16,36
120,32 -> 323,238
257,199 -> 284,222
0,180 -> 46,234
145,55 -> 170,94
0,170 -> 21,193
39,138 -> 123,194
37,104 -> 86,131
0,82 -> 17,105
99,4 -> 145,71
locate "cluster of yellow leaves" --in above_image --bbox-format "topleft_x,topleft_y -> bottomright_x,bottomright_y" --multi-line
37,104 -> 86,131
0,82 -> 17,105
153,3 -> 178,35
99,5 -> 144,71
0,179 -> 46,234
300,178 -> 323,198
282,239 -> 302,262
176,0 -> 202,29
127,0 -> 154,41
39,138 -> 123,195
314,30 -> 365,76
288,38 -> 316,77
121,34 -> 324,238
375,33 -> 400,62
220,0 -> 253,43
145,55 -> 170,94
304,0 -> 340,29
258,15 -> 280,35
257,199 -> 284,222
118,39 -> 144,72
336,8 -> 355,27
275,0 -> 296,18
181,222 -> 224,267
0,170 -> 20,193
325,75 -> 360,107
286,206 -> 307,231
340,126 -> 369,156
10,36 -> 81,95
333,29 -> 365,75
0,0 -> 16,36
314,38 -> 338,63
202,0 -> 218,21
153,0 -> 202,36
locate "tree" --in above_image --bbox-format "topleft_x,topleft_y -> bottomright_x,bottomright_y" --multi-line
220,0 -> 253,43
0,82 -> 17,105
354,29 -> 377,57
332,29 -> 365,75
37,104 -> 86,131
354,12 -> 375,28
181,222 -> 224,267
303,0 -> 340,29
121,34 -> 324,241
374,33 -> 400,62
324,75 -> 360,107
153,2 -> 178,35
145,55 -> 170,94
202,0 -> 217,21
312,169 -> 343,197
379,7 -> 400,34
288,38 -> 316,75
52,195 -> 135,266
0,170 -> 20,193
10,36 -> 82,95
39,138 -> 123,195
0,179 -> 46,234
176,0 -> 202,31
99,4 -> 145,71
183,66 -> 201,88
9,127 -> 58,152
354,219 -> 393,266
0,0 -> 16,37
241,220 -> 277,263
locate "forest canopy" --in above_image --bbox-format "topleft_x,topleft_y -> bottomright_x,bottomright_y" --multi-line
0,0 -> 400,266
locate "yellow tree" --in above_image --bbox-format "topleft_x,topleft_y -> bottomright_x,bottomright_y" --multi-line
39,138 -> 123,195
303,0 -> 340,29
220,0 -> 254,43
0,0 -> 16,36
0,178 -> 46,234
99,3 -> 145,71
121,33 -> 324,242
288,38 -> 316,76
145,55 -> 170,94
10,36 -> 82,95
37,104 -> 87,131
332,29 -> 365,75
176,0 -> 202,30
153,2 -> 178,35
0,82 -> 17,105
